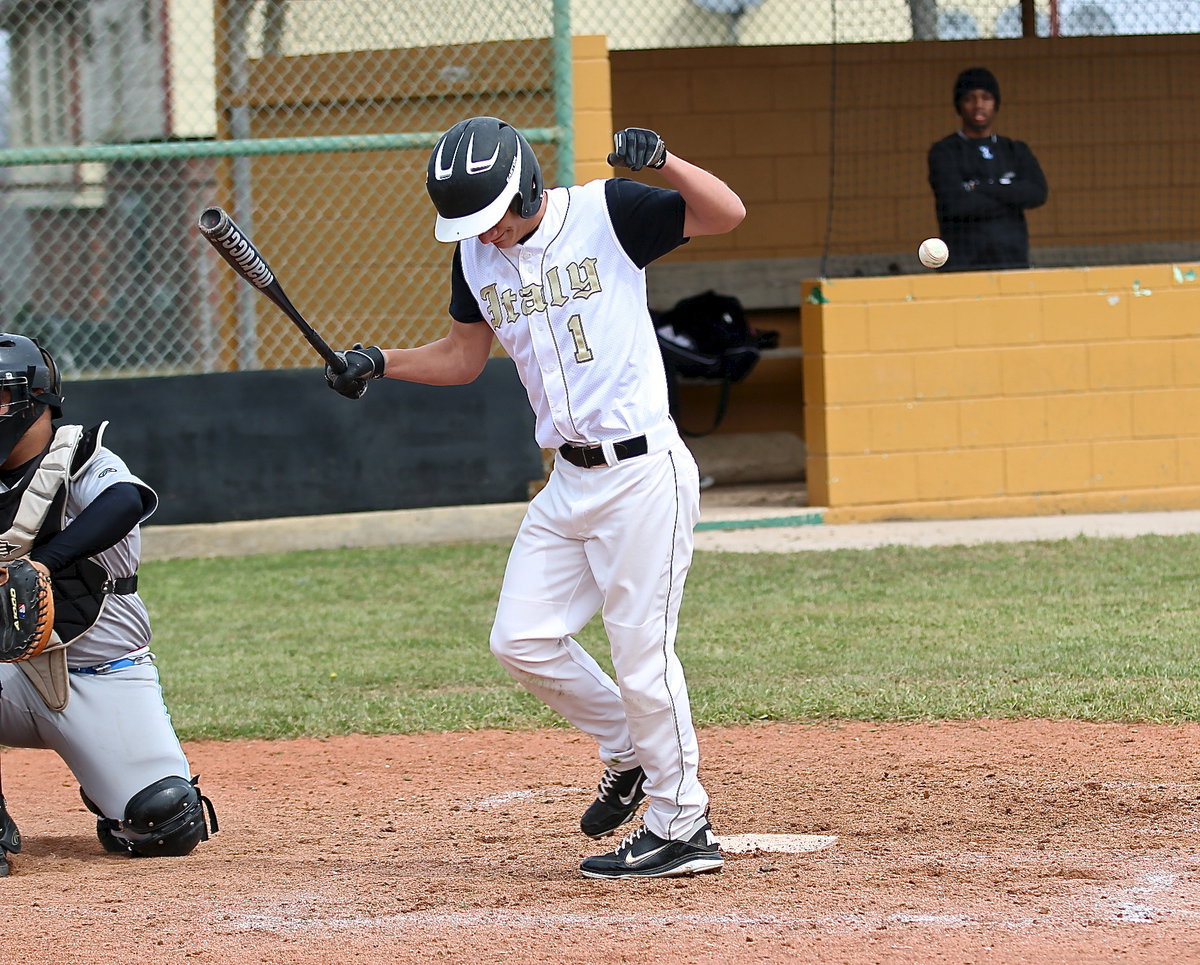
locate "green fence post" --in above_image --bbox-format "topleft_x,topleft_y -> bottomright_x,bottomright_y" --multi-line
552,0 -> 574,186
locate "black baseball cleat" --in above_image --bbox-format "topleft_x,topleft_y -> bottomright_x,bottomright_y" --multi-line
95,819 -> 136,855
80,788 -> 134,854
579,818 -> 724,879
0,798 -> 22,877
580,765 -> 647,838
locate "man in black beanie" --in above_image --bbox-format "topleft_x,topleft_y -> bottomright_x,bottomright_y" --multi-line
927,67 -> 1048,271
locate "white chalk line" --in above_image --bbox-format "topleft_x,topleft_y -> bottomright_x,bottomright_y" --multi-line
222,862 -> 1200,939
1105,871 -> 1200,924
473,787 -> 588,809
220,908 -> 1045,937
721,833 -> 837,854
220,859 -> 1200,937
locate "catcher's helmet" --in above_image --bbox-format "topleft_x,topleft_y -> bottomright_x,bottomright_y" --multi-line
0,333 -> 64,464
426,116 -> 544,243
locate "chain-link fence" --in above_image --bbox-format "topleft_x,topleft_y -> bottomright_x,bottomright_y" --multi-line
0,0 -> 574,377
0,0 -> 1196,378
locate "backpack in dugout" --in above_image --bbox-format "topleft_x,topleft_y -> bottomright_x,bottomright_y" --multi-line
653,290 -> 778,436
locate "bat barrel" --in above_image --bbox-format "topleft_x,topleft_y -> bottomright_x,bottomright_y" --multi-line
197,206 -> 275,290
197,204 -> 348,376
197,207 -> 225,235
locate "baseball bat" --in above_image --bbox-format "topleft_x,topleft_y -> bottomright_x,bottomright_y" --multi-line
197,206 -> 347,374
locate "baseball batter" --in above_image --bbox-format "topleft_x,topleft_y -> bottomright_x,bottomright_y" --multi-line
325,118 -> 745,878
0,334 -> 217,876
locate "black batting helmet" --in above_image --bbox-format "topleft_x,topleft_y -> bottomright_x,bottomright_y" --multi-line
0,333 -> 64,464
426,117 -> 544,243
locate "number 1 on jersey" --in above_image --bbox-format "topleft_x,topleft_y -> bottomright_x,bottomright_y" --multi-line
566,314 -> 594,363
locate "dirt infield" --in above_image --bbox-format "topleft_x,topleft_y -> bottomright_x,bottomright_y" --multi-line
5,719 -> 1200,964
11,498 -> 1200,962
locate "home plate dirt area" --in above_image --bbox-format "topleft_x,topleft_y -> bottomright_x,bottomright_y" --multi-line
3,719 -> 1200,964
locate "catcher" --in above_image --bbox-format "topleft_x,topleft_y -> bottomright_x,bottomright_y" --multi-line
0,333 -> 216,876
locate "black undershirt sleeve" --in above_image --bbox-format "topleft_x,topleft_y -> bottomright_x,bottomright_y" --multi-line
449,244 -> 486,323
604,178 -> 688,267
28,482 -> 146,573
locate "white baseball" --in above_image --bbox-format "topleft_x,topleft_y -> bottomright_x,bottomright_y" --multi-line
919,237 -> 948,269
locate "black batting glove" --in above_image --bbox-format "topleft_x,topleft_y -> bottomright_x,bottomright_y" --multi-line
325,343 -> 385,400
607,128 -> 667,172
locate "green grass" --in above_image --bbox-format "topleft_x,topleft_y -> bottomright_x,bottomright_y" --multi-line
142,533 -> 1200,741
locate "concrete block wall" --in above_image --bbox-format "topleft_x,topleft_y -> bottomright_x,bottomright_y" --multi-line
802,263 -> 1200,522
612,34 -> 1200,270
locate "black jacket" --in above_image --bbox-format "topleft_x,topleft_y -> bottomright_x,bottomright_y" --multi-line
927,132 -> 1048,271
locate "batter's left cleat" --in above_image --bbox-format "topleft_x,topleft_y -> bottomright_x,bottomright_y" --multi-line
580,765 -> 647,838
579,818 -> 724,880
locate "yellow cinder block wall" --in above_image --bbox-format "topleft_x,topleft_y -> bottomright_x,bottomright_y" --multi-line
803,264 -> 1200,522
611,35 -> 1200,265
610,34 -> 1200,447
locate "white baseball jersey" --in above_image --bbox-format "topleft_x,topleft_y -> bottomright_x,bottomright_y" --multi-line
457,179 -> 676,449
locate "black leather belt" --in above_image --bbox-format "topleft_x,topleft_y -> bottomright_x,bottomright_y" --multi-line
559,435 -> 648,469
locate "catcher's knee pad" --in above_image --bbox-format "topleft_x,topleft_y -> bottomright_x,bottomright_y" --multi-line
116,776 -> 219,857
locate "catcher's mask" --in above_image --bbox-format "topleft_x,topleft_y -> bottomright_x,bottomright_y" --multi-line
0,333 -> 63,465
426,116 -> 544,243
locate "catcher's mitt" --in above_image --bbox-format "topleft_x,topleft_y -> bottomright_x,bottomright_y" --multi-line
0,559 -> 54,662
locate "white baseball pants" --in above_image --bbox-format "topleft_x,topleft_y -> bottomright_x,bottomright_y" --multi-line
490,437 -> 708,841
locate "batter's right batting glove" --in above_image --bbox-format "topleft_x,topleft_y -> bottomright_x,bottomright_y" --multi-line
325,343 -> 385,400
608,128 -> 667,172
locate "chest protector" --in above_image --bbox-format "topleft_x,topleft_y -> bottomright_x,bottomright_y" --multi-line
0,423 -> 125,665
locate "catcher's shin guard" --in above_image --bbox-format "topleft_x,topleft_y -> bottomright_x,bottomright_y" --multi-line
0,796 -> 21,877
